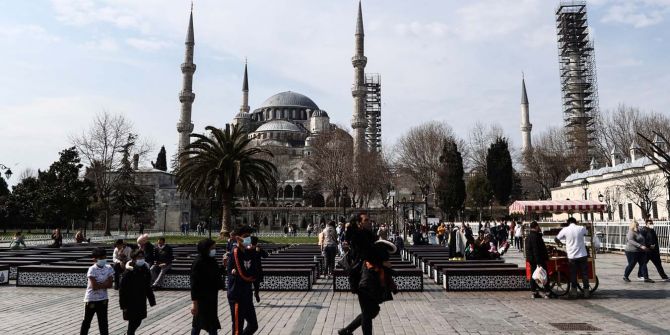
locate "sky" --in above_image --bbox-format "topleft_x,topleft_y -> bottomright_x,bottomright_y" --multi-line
1,0 -> 669,186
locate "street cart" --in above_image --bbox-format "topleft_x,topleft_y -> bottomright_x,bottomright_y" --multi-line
509,200 -> 606,296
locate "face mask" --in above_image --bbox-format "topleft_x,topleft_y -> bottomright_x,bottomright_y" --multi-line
209,249 -> 216,257
135,259 -> 145,267
96,259 -> 107,267
242,236 -> 252,247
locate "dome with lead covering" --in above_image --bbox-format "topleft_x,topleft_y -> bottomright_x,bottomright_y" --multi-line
259,91 -> 319,110
255,120 -> 304,133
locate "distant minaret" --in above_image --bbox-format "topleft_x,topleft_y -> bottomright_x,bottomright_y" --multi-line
520,75 -> 532,153
351,0 -> 368,167
240,61 -> 250,114
177,5 -> 196,167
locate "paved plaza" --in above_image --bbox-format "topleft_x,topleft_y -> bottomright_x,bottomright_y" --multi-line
1,252 -> 669,335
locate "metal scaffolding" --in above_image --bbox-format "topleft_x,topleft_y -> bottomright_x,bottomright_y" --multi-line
556,0 -> 599,168
365,73 -> 382,152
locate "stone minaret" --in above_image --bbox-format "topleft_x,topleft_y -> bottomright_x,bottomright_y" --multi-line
351,0 -> 368,167
240,61 -> 250,114
177,6 -> 196,167
520,75 -> 532,153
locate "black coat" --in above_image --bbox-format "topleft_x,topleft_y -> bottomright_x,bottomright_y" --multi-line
119,262 -> 156,320
190,254 -> 224,331
525,231 -> 549,265
155,244 -> 174,264
142,242 -> 156,266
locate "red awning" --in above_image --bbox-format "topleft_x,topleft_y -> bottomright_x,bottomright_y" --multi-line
509,200 -> 606,215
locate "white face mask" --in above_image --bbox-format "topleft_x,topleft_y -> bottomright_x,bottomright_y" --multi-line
96,259 -> 107,267
209,249 -> 216,257
135,259 -> 145,267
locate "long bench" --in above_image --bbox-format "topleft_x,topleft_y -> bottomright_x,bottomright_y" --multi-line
0,260 -> 41,279
430,261 -> 511,284
17,265 -> 89,287
442,267 -> 529,291
332,268 -> 423,292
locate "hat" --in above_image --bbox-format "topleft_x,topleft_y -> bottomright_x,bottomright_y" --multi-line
234,225 -> 255,236
374,239 -> 397,254
137,234 -> 149,244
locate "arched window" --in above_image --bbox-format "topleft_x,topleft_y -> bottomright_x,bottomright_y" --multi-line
284,185 -> 293,198
294,185 -> 303,198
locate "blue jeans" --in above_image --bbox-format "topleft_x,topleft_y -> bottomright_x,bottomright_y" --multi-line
625,251 -> 648,279
569,256 -> 590,288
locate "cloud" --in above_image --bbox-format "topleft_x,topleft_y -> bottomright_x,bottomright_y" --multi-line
0,24 -> 60,43
395,22 -> 449,38
602,3 -> 665,27
82,37 -> 119,51
50,0 -> 151,32
126,37 -> 171,52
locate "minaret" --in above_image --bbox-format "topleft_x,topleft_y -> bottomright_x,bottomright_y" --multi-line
351,0 -> 368,167
177,5 -> 196,167
520,75 -> 532,153
240,61 -> 250,114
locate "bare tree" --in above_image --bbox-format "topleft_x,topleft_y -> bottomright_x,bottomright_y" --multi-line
467,121 -> 504,172
304,126 -> 353,207
523,126 -> 580,199
18,168 -> 36,181
593,104 -> 670,165
395,122 -> 456,198
71,111 -> 152,235
621,174 -> 664,219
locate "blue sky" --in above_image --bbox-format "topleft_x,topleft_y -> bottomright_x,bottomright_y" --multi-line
1,0 -> 669,185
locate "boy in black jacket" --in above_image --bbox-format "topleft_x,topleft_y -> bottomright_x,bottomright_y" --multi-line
249,236 -> 269,302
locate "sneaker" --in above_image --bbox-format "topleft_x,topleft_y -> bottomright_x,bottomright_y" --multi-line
255,292 -> 260,303
638,277 -> 645,281
338,329 -> 352,335
531,292 -> 540,299
583,288 -> 591,299
644,278 -> 655,283
663,278 -> 670,282
623,277 -> 631,282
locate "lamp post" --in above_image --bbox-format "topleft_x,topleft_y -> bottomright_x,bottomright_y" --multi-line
598,192 -> 604,221
161,203 -> 168,235
580,179 -> 590,222
342,186 -> 348,218
410,191 -> 416,228
209,195 -> 215,239
402,197 -> 407,240
0,164 -> 12,180
389,188 -> 396,233
420,184 -> 429,224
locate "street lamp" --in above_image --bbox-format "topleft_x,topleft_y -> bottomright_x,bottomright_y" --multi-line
581,179 -> 590,200
342,186 -> 348,218
402,197 -> 407,240
161,203 -> 168,235
389,188 -> 396,233
410,191 -> 416,228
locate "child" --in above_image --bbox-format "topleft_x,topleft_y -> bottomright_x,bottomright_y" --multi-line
80,247 -> 114,335
249,236 -> 269,303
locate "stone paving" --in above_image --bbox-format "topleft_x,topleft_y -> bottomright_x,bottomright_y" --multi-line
1,252 -> 669,334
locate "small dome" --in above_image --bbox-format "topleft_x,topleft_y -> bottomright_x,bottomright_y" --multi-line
234,111 -> 251,119
311,110 -> 329,118
259,91 -> 319,110
255,120 -> 304,133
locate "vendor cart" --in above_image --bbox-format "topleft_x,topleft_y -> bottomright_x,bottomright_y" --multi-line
510,200 -> 605,296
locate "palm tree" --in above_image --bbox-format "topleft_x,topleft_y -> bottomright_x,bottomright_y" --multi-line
176,125 -> 277,237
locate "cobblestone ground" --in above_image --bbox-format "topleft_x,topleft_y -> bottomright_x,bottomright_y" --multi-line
1,252 -> 668,334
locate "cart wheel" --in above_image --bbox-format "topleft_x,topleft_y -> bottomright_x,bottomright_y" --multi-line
575,276 -> 599,294
548,272 -> 570,297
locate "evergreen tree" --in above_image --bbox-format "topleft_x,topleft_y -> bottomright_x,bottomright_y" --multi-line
486,137 -> 514,205
112,138 -> 151,232
466,170 -> 492,220
152,146 -> 168,171
510,170 -> 524,202
436,140 -> 466,221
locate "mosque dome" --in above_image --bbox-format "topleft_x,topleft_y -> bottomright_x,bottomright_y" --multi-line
311,110 -> 329,118
259,91 -> 319,110
255,120 -> 304,133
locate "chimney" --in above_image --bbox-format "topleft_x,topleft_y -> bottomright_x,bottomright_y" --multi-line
610,146 -> 620,167
132,154 -> 139,170
629,141 -> 641,162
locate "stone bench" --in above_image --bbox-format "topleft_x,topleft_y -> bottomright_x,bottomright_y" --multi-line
16,265 -> 89,287
162,267 -> 313,291
429,261 -> 511,284
332,268 -> 423,292
0,260 -> 41,280
0,264 -> 9,284
442,267 -> 529,291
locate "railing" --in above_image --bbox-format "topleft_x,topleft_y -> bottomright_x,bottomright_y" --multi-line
592,221 -> 670,254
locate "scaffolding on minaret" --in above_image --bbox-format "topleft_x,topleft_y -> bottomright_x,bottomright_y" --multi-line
556,0 -> 599,169
365,73 -> 381,153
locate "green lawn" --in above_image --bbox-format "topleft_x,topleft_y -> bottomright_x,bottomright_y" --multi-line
109,235 -> 318,245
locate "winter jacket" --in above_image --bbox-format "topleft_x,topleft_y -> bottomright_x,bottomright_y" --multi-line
119,261 -> 156,320
226,246 -> 257,302
625,230 -> 646,252
154,244 -> 174,265
190,254 -> 224,331
525,231 -> 548,265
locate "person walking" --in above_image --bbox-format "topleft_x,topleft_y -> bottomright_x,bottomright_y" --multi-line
322,221 -> 339,277
112,239 -> 132,290
227,226 -> 259,335
525,221 -> 554,299
339,213 -> 396,335
151,237 -> 174,289
639,219 -> 669,281
119,249 -> 156,335
80,247 -> 114,335
191,238 -> 224,335
249,236 -> 269,303
623,220 -> 653,283
554,217 -> 591,298
514,223 -> 523,252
